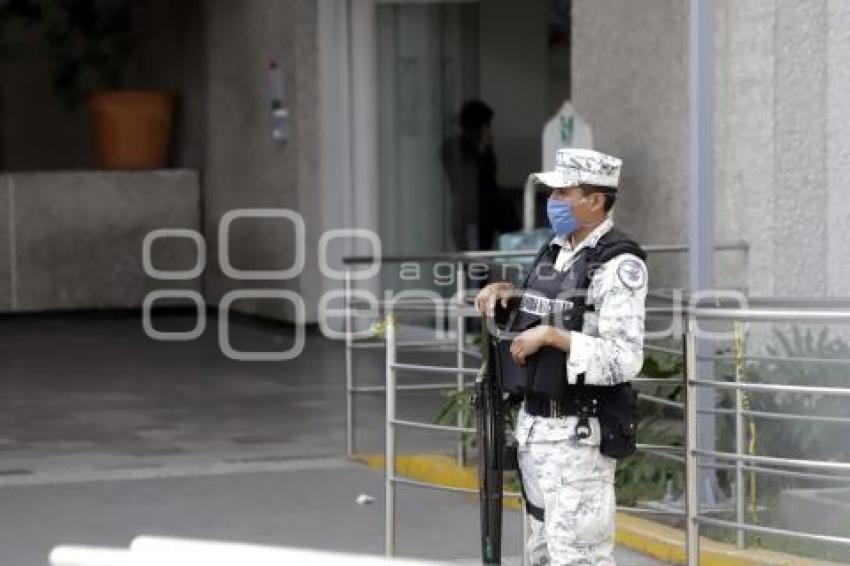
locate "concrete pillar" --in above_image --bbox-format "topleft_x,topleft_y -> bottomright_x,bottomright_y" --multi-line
571,0 -> 689,291
826,0 -> 850,298
203,0 -> 320,322
573,0 -> 850,299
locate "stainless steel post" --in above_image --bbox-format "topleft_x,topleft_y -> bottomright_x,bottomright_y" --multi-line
689,0 -> 719,507
345,268 -> 355,458
385,317 -> 396,557
685,318 -> 700,565
455,261 -> 466,467
734,321 -> 745,549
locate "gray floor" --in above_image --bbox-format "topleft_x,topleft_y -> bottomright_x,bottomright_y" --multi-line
0,312 -> 452,470
0,312 -> 667,565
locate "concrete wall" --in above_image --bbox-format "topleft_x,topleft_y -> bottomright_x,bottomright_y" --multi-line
826,1 -> 850,299
0,171 -> 201,311
202,0 -> 321,322
717,0 -> 850,299
571,0 -> 689,291
572,0 -> 850,298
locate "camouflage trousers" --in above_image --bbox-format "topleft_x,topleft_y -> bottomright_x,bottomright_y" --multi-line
516,408 -> 617,566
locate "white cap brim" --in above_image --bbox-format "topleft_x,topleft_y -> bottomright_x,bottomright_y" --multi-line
533,171 -> 579,189
533,170 -> 619,190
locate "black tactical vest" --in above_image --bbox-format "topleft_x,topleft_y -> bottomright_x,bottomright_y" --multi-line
493,227 -> 646,400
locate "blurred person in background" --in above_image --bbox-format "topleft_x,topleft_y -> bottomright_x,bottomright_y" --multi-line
441,99 -> 518,251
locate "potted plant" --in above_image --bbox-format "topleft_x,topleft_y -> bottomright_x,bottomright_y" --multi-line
3,0 -> 174,169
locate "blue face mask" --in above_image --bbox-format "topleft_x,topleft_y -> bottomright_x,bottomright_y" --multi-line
547,197 -> 582,237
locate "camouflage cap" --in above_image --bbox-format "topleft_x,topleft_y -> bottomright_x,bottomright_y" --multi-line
534,148 -> 621,190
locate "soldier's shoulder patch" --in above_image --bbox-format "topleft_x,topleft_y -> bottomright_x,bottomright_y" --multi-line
617,258 -> 646,290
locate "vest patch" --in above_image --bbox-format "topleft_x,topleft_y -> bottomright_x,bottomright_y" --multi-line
617,258 -> 646,290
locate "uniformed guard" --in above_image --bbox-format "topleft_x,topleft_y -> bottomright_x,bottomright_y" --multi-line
475,148 -> 648,565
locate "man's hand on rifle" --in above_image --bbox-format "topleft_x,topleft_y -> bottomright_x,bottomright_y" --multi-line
474,282 -> 516,317
510,326 -> 571,367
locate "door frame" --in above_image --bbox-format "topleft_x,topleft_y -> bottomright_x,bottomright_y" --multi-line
318,0 -> 380,250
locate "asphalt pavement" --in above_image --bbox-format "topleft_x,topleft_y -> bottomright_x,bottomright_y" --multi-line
0,312 -> 668,565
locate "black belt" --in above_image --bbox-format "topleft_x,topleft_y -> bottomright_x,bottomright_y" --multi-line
523,393 -> 600,440
523,386 -> 603,419
524,396 -> 574,418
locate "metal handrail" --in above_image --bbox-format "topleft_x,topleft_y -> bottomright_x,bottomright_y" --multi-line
643,343 -> 686,356
353,383 -> 469,393
695,516 -> 850,548
700,406 -> 850,425
701,460 -> 850,483
630,377 -> 684,385
648,305 -> 850,322
638,393 -> 684,409
691,378 -> 850,397
351,340 -> 456,350
391,362 -> 479,377
693,449 -> 850,472
391,418 -> 476,435
344,240 -> 749,265
698,352 -> 850,366
349,298 -> 850,326
392,476 -> 525,501
348,298 -> 467,310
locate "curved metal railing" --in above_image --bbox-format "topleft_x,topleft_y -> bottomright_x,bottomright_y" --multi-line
680,307 -> 850,563
377,298 -> 850,563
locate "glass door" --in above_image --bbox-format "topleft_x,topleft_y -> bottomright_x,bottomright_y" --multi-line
376,2 -> 480,256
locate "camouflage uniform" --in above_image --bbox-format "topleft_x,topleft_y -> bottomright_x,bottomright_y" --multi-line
515,218 -> 648,565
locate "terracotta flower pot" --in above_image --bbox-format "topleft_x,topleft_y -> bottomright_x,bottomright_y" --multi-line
89,90 -> 174,170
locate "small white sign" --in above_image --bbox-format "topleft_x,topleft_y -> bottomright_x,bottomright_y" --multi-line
542,101 -> 593,170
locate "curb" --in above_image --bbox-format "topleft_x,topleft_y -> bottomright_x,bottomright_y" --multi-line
354,453 -> 840,566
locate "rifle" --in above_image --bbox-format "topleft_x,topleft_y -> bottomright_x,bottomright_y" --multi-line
474,316 -> 517,565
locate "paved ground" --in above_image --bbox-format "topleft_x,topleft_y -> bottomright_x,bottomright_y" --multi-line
0,456 -> 664,565
0,312 -> 668,565
0,311 -> 453,469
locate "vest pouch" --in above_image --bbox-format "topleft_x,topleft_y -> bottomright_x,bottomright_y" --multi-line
492,310 -> 540,396
526,346 -> 568,399
493,337 -> 529,396
598,383 -> 639,459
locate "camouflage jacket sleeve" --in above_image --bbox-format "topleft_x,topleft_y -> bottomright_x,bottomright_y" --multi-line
566,253 -> 648,386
